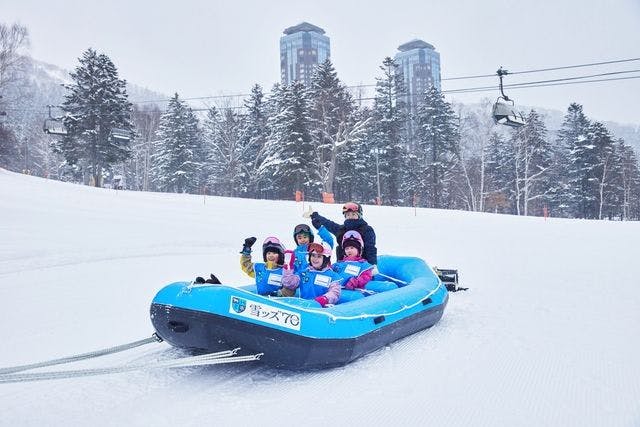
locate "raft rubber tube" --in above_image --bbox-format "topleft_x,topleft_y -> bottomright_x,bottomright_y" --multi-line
150,255 -> 448,369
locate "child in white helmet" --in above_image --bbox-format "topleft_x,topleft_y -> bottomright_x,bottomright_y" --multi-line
282,242 -> 342,307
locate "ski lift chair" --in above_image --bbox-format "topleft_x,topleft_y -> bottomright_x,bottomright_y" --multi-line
492,67 -> 526,128
43,118 -> 68,135
109,128 -> 131,142
42,105 -> 68,135
492,98 -> 526,127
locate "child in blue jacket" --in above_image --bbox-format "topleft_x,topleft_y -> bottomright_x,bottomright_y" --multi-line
282,242 -> 342,307
240,236 -> 297,296
291,223 -> 334,273
332,230 -> 396,302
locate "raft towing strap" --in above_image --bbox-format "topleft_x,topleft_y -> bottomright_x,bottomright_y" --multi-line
0,334 -> 163,376
0,334 -> 263,384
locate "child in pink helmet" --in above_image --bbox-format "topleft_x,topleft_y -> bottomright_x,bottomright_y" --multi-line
332,230 -> 396,301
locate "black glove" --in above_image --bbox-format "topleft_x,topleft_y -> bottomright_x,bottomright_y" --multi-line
205,274 -> 221,284
240,237 -> 257,254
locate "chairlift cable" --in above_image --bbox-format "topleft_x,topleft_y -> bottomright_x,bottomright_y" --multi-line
444,69 -> 640,94
444,74 -> 640,95
124,57 -> 640,105
508,57 -> 640,75
9,64 -> 640,115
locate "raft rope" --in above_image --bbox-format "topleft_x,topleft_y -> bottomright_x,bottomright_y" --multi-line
0,334 -> 163,375
0,334 -> 263,384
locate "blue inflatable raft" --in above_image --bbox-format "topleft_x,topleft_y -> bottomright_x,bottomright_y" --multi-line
150,255 -> 448,369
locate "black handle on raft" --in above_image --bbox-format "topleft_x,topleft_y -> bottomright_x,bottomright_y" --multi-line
167,321 -> 189,333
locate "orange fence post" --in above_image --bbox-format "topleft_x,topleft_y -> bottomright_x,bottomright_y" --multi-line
322,192 -> 335,203
295,190 -> 303,202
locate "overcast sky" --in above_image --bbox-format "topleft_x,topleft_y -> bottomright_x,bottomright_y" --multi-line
3,0 -> 640,124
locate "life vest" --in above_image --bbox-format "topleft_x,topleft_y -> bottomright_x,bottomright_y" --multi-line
298,268 -> 343,299
253,263 -> 285,295
293,244 -> 310,273
333,259 -> 373,280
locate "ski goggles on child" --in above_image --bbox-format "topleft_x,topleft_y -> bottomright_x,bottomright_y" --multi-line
294,224 -> 312,235
263,237 -> 282,246
308,242 -> 332,257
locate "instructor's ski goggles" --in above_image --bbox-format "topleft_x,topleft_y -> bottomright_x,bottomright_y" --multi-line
342,202 -> 360,214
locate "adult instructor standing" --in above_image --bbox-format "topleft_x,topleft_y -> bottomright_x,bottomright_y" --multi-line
304,202 -> 378,266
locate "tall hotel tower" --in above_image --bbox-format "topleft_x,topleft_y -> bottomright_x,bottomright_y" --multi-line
280,22 -> 331,86
394,39 -> 441,113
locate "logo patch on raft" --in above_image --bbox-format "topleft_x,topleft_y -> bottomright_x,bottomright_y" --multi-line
229,297 -> 301,331
231,296 -> 247,313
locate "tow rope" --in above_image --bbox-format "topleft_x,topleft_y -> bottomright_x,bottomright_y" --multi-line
0,334 -> 263,384
0,334 -> 163,375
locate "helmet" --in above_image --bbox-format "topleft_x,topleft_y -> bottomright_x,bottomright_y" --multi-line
293,223 -> 314,243
308,242 -> 332,257
308,242 -> 332,269
262,236 -> 285,264
342,202 -> 362,217
342,230 -> 364,254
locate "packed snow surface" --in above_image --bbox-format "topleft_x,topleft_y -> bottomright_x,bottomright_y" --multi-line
1,169 -> 639,426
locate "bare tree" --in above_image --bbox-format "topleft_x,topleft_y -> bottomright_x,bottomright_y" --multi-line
512,111 -> 552,216
130,104 -> 162,190
456,99 -> 496,211
0,22 -> 29,93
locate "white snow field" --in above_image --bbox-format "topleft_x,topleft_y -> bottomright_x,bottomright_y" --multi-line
1,168 -> 639,427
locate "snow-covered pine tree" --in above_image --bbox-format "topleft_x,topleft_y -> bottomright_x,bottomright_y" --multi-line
615,140 -> 640,220
486,131 -> 516,213
557,103 -> 592,218
370,57 -> 409,205
544,138 -> 572,218
338,107 -> 376,202
0,125 -> 20,170
151,93 -> 201,193
587,121 -> 617,219
602,138 -> 628,219
308,59 -> 370,198
262,80 -> 316,199
239,84 -> 269,198
413,85 -> 460,209
202,105 -> 244,197
54,48 -> 134,187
